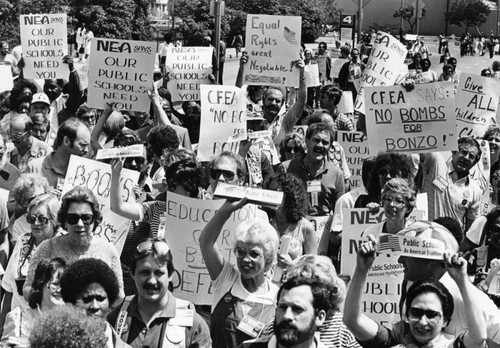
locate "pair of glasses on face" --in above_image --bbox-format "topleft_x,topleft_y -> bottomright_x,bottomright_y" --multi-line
458,148 -> 477,161
66,213 -> 95,225
284,146 -> 302,153
134,239 -> 170,259
378,167 -> 401,178
27,214 -> 50,225
234,246 -> 264,262
381,196 -> 406,207
9,131 -> 28,141
209,168 -> 236,181
408,307 -> 442,322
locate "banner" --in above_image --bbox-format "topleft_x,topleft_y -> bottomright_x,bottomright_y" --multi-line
0,66 -> 13,93
20,13 -> 67,79
455,73 -> 500,139
198,85 -> 246,161
165,192 -> 262,304
244,14 -> 302,87
62,155 -> 139,254
165,47 -> 213,102
364,82 -> 456,154
338,131 -> 369,189
355,31 -> 407,114
88,38 -> 156,112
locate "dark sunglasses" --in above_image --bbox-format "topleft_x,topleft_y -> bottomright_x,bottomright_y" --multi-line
284,146 -> 302,153
209,168 -> 236,181
27,214 -> 49,224
408,307 -> 442,321
66,213 -> 95,225
134,239 -> 170,259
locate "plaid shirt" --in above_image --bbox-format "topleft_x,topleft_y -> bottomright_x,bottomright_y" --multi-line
10,137 -> 52,173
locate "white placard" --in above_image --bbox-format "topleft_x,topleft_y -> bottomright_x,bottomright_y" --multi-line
95,144 -> 146,160
338,131 -> 369,189
0,66 -> 13,93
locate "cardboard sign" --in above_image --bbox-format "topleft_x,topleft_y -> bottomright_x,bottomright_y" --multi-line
165,192 -> 262,304
304,64 -> 320,87
20,13 -> 68,79
95,144 -> 146,160
62,155 -> 139,254
315,56 -> 328,82
292,125 -> 308,138
338,131 -> 369,189
364,82 -> 456,154
88,38 -> 156,112
380,234 -> 446,260
330,58 -> 348,80
74,62 -> 89,90
0,66 -> 13,93
338,91 -> 354,115
198,85 -> 246,161
355,31 -> 408,114
213,182 -> 284,208
455,73 -> 500,139
165,47 -> 213,102
244,14 -> 302,87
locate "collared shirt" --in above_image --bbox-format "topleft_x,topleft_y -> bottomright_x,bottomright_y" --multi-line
333,112 -> 354,132
10,137 -> 52,173
240,333 -> 327,348
27,152 -> 66,189
107,293 -> 211,348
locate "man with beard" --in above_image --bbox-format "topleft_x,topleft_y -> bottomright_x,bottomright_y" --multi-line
421,137 -> 481,231
277,122 -> 345,216
107,238 -> 211,348
240,276 -> 330,348
27,118 -> 90,190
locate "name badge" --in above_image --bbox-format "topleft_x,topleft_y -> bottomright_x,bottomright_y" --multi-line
237,315 -> 265,338
307,181 -> 321,207
432,176 -> 447,193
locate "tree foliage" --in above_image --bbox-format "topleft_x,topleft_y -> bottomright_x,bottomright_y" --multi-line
393,5 -> 426,33
446,0 -> 490,30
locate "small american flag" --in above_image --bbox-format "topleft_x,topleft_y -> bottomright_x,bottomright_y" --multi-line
283,26 -> 298,45
379,235 -> 401,252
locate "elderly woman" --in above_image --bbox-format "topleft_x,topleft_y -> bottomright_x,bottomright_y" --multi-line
200,199 -> 279,348
22,186 -> 124,304
1,258 -> 66,347
1,194 -> 61,325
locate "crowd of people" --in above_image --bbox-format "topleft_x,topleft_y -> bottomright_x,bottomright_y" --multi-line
1,15 -> 500,348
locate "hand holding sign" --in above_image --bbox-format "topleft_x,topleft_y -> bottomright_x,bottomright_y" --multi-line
357,234 -> 377,272
444,252 -> 467,282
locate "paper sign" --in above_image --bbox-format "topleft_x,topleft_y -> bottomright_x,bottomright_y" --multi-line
213,182 -> 284,207
364,82 -> 456,154
20,13 -> 68,79
292,125 -> 308,138
62,155 -> 139,254
380,234 -> 446,260
304,64 -> 320,87
315,56 -> 328,82
355,31 -> 408,114
165,47 -> 213,102
244,14 -> 302,87
95,144 -> 145,160
198,85 -> 246,161
455,73 -> 500,139
88,38 -> 156,112
165,192 -> 262,304
338,131 -> 369,189
74,62 -> 89,90
338,91 -> 354,114
0,66 -> 13,93
330,58 -> 348,80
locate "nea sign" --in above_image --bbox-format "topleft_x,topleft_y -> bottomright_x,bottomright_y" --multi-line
96,40 -> 131,53
24,15 -> 49,25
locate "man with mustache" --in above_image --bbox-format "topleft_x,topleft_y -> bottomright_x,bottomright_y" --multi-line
277,122 -> 345,216
421,137 -> 482,232
240,276 -> 330,348
107,238 -> 211,348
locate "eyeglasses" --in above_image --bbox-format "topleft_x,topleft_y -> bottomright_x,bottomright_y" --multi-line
209,168 -> 236,181
408,307 -> 442,322
458,148 -> 478,161
382,196 -> 406,207
9,131 -> 28,141
284,146 -> 303,153
66,213 -> 95,225
47,280 -> 61,292
234,246 -> 264,262
134,239 -> 170,259
27,214 -> 50,225
378,167 -> 401,178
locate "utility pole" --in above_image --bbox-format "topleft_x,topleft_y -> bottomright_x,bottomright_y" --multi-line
415,0 -> 420,35
211,0 -> 224,83
357,0 -> 363,43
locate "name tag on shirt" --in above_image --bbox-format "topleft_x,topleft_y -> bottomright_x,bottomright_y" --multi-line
432,176 -> 447,193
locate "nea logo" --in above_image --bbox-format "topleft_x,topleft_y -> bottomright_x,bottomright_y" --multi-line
96,40 -> 131,53
24,15 -> 49,25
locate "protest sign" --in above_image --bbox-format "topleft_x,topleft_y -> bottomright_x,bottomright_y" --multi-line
165,192 -> 262,304
455,73 -> 500,139
315,56 -> 328,83
354,31 -> 407,114
88,38 -> 156,112
338,91 -> 354,114
244,14 -> 302,87
470,140 -> 493,215
330,58 -> 348,80
74,62 -> 89,90
304,64 -> 320,87
214,182 -> 284,208
379,234 -> 446,260
0,66 -> 13,93
95,144 -> 146,160
165,47 -> 213,102
20,13 -> 67,79
338,131 -> 369,189
292,125 -> 308,138
307,215 -> 332,255
62,155 -> 139,254
198,85 -> 246,161
364,82 -> 456,154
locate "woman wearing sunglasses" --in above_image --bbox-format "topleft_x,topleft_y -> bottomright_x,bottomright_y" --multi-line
1,257 -> 66,347
1,193 -> 61,328
344,236 -> 487,348
22,186 -> 124,306
200,198 -> 279,348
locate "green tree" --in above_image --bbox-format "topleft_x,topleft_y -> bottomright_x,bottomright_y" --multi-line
446,0 -> 490,32
393,5 -> 426,33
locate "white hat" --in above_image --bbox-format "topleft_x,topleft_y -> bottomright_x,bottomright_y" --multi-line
31,93 -> 50,106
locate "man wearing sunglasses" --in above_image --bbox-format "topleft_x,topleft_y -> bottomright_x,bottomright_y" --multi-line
107,238 -> 211,348
10,115 -> 52,173
208,151 -> 246,196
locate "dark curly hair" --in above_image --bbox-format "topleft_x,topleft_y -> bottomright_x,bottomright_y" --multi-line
59,258 -> 120,305
9,79 -> 37,111
277,276 -> 335,314
266,173 -> 308,224
58,186 -> 103,231
166,159 -> 202,198
405,280 -> 454,324
28,258 -> 66,309
147,125 -> 180,158
367,153 -> 412,201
